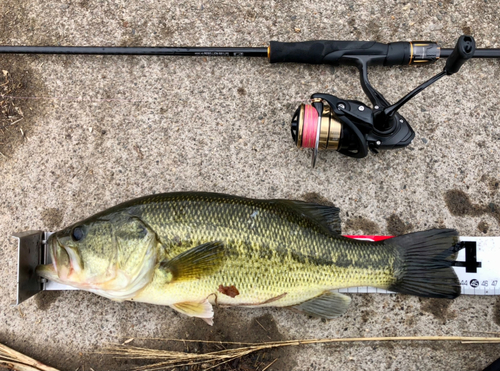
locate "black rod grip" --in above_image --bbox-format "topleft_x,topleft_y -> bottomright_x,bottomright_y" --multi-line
269,40 -> 386,64
269,40 -> 411,66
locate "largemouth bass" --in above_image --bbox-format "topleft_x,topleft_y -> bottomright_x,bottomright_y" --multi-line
36,192 -> 461,325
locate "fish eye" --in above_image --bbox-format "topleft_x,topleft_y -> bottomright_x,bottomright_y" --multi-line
71,226 -> 85,242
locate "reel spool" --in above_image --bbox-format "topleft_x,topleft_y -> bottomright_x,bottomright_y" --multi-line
291,95 -> 378,166
291,100 -> 342,167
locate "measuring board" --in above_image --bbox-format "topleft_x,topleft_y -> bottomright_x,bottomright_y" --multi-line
13,231 -> 500,305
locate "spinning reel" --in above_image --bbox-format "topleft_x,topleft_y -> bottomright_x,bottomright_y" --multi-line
290,35 -> 476,166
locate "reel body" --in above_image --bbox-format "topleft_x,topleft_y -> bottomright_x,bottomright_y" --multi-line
291,94 -> 414,165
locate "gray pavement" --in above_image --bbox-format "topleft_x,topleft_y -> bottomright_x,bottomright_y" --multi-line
1,0 -> 499,370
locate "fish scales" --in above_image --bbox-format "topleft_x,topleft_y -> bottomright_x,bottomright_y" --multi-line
120,193 -> 396,306
37,192 -> 461,323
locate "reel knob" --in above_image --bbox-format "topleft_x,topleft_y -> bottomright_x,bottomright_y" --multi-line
444,35 -> 476,75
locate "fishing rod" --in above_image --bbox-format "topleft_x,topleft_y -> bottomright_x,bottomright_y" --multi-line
2,35 -> 499,164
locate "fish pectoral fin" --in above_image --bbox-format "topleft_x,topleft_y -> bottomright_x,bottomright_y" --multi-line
292,292 -> 351,319
171,300 -> 214,326
159,241 -> 225,282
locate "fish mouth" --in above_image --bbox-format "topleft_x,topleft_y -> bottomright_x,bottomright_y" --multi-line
36,235 -> 72,283
36,235 -> 62,282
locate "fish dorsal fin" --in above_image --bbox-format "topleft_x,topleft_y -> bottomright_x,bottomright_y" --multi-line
292,292 -> 351,319
171,300 -> 214,325
159,241 -> 225,282
275,200 -> 341,235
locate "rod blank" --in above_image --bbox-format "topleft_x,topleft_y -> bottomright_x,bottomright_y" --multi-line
440,48 -> 500,58
0,46 -> 269,57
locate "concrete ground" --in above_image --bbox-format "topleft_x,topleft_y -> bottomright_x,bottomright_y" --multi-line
1,0 -> 500,370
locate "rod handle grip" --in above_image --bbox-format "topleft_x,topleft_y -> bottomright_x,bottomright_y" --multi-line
269,40 -> 411,66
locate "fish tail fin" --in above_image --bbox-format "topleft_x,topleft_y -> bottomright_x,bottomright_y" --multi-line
386,229 -> 462,299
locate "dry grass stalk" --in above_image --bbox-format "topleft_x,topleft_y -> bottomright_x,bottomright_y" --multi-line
102,336 -> 500,371
261,358 -> 278,371
0,343 -> 59,371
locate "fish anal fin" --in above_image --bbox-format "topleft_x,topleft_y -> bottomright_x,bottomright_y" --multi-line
171,300 -> 214,325
160,241 -> 224,282
292,292 -> 351,319
275,200 -> 341,235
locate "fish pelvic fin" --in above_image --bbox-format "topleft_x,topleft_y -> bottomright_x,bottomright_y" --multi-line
387,229 -> 461,299
292,292 -> 351,319
275,200 -> 341,235
171,300 -> 214,326
159,241 -> 225,282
